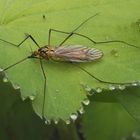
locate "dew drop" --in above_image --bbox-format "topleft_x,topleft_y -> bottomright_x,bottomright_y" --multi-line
70,113 -> 78,121
84,85 -> 91,92
79,106 -> 85,114
118,85 -> 126,90
88,90 -> 95,96
0,68 -> 3,72
22,96 -> 26,101
132,82 -> 138,86
96,87 -> 102,93
29,95 -> 35,100
82,98 -> 90,106
54,120 -> 59,124
45,119 -> 51,125
13,84 -> 20,90
65,119 -> 71,125
109,84 -> 116,90
110,48 -> 118,57
3,77 -> 8,82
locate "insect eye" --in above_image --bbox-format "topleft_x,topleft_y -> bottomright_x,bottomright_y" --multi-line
41,50 -> 46,53
40,50 -> 47,56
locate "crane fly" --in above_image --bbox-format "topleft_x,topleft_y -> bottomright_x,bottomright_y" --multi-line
30,45 -> 103,62
0,13 -> 140,119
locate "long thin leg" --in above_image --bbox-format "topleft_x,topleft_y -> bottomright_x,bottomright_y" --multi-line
3,57 -> 29,71
49,29 -> 140,50
0,33 -> 40,48
51,59 -> 135,85
48,13 -> 99,46
39,59 -> 47,119
1,34 -> 41,71
48,29 -> 51,46
72,63 -> 134,85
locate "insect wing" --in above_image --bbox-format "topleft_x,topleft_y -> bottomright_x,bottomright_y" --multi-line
53,45 -> 103,62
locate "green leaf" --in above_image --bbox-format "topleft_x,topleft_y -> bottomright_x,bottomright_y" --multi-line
82,101 -> 138,140
0,76 -> 53,140
90,86 -> 140,122
0,0 -> 140,121
115,86 -> 140,122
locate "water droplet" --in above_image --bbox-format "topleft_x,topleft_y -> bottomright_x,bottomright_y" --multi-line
54,120 -> 59,124
65,119 -> 71,125
82,98 -> 90,105
109,84 -> 116,90
45,119 -> 51,125
29,95 -> 35,100
110,48 -> 118,57
96,87 -> 102,93
79,106 -> 85,114
0,68 -> 3,72
87,90 -> 95,96
132,82 -> 138,86
13,84 -> 20,90
70,113 -> 78,121
118,85 -> 126,90
85,85 -> 91,92
22,96 -> 26,101
3,77 -> 8,82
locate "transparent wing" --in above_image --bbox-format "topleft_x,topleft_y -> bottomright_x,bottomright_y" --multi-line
53,45 -> 103,62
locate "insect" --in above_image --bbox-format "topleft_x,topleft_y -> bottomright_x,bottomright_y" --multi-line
0,13 -> 140,119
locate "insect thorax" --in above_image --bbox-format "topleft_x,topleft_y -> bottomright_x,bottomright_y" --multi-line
38,45 -> 54,60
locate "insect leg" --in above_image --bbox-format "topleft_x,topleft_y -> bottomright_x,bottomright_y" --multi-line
72,63 -> 133,85
74,33 -> 140,50
3,57 -> 29,71
39,59 -> 47,119
47,13 -> 99,46
2,35 -> 41,71
51,60 -> 133,85
48,29 -> 140,50
0,33 -> 40,48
